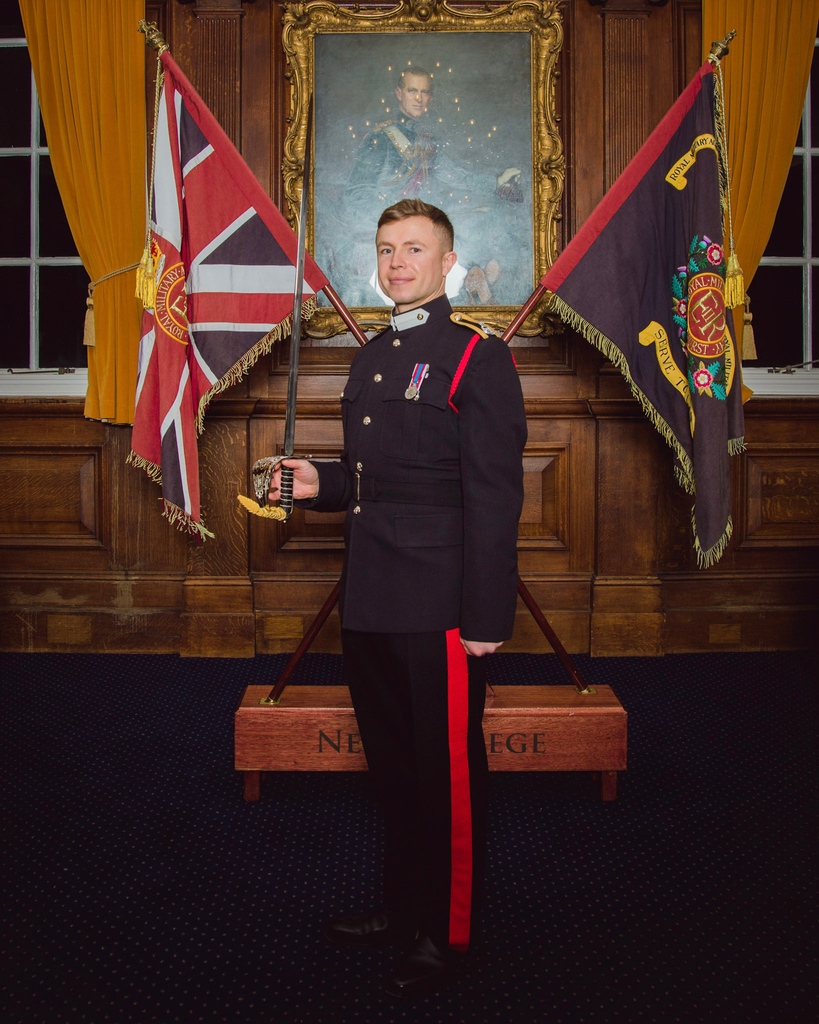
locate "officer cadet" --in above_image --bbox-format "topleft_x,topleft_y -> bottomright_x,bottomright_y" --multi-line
269,198 -> 527,999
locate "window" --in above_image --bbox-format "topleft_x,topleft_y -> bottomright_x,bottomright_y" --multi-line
0,0 -> 88,397
743,35 -> 818,396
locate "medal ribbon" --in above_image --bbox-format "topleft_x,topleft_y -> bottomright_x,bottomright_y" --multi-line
410,363 -> 429,389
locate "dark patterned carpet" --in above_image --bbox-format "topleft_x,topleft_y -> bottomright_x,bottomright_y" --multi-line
1,650 -> 816,1023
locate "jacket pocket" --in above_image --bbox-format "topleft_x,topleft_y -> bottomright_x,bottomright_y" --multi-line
394,512 -> 463,548
379,377 -> 449,462
340,377 -> 364,404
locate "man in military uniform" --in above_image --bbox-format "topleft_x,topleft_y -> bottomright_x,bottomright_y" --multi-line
345,67 -> 439,206
333,68 -> 523,306
269,199 -> 527,998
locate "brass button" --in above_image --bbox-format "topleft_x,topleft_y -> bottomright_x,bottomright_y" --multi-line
417,313 -> 424,320
392,338 -> 401,347
374,373 -> 382,382
363,416 -> 371,425
356,462 -> 363,471
353,505 -> 361,514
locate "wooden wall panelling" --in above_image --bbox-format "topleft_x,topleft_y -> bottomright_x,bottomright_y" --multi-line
590,397 -> 667,655
661,570 -> 819,653
566,0 -> 606,233
242,0 -> 279,202
602,2 -> 650,189
512,395 -> 596,653
181,397 -> 258,657
192,0 -> 245,146
674,0 -> 703,88
658,397 -> 819,653
0,404 -> 185,653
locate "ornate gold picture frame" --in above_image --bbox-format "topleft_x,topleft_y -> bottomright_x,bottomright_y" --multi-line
282,0 -> 564,337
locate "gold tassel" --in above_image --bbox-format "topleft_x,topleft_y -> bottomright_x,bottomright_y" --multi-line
724,250 -> 744,308
742,294 -> 757,360
83,290 -> 96,347
135,245 -> 156,309
237,494 -> 288,521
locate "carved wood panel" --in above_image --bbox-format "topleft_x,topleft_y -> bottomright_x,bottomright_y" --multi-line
0,448 -> 104,547
602,8 -> 649,188
519,447 -> 569,549
738,449 -> 819,548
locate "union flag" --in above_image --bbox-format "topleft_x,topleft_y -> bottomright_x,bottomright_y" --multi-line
128,50 -> 327,539
542,62 -> 744,567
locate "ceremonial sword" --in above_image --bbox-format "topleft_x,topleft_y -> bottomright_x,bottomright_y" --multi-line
277,96 -> 314,519
240,99 -> 315,521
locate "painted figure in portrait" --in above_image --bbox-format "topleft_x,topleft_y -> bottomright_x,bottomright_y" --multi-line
313,34 -> 535,310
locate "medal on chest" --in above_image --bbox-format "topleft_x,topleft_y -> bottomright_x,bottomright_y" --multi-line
405,362 -> 430,401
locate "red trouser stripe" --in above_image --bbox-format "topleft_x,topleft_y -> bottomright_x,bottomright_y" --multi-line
445,628 -> 473,951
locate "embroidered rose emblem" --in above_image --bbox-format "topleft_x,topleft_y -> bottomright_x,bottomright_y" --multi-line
706,243 -> 723,266
692,362 -> 715,395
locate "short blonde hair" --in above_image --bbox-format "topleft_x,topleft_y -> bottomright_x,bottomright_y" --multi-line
376,200 -> 454,252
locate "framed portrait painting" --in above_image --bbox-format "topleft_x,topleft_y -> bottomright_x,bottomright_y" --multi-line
282,0 -> 564,336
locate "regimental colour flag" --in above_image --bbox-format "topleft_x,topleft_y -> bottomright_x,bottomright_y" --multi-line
542,62 -> 744,566
128,50 -> 327,539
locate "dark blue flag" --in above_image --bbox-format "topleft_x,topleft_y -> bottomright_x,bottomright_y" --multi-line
543,62 -> 744,566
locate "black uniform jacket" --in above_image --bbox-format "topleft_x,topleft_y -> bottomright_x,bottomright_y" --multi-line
303,295 -> 527,639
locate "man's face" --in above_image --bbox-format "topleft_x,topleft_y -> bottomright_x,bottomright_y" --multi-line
376,215 -> 456,313
394,73 -> 432,119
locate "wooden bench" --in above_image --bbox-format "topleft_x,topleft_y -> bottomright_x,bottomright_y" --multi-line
235,682 -> 627,801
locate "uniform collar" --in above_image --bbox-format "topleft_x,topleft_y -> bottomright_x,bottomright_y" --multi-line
389,295 -> 452,332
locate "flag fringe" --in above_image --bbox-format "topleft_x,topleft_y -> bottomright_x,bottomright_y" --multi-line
550,294 -> 696,489
692,509 -> 733,568
126,449 -> 163,486
728,437 -> 746,456
194,297 -> 317,434
162,498 -> 215,540
674,464 -> 695,495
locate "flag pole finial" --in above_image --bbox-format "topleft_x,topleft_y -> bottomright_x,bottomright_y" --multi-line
139,20 -> 169,56
708,30 -> 736,65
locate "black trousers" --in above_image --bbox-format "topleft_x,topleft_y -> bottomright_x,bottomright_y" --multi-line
341,628 -> 489,952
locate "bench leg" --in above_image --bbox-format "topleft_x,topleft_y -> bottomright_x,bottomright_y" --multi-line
600,770 -> 618,802
243,770 -> 261,802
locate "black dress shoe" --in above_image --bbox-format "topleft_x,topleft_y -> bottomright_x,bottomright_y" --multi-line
324,910 -> 414,948
384,934 -> 455,999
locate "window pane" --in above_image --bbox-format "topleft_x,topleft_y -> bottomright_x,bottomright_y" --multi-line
812,153 -> 818,251
0,48 -> 30,146
38,265 -> 89,368
0,0 -> 25,37
0,156 -> 30,256
744,265 -> 804,368
39,157 -> 78,257
0,266 -> 30,367
810,42 -> 818,144
764,156 -> 803,257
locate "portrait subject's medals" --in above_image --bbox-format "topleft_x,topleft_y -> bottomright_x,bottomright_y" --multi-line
405,362 -> 429,400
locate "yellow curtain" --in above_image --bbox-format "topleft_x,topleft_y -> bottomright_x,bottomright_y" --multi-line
702,1 -> 819,350
19,0 -> 146,424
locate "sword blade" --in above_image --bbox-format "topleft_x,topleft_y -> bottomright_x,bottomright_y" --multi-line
279,97 -> 313,515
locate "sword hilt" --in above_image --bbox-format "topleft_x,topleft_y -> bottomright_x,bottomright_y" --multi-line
279,463 -> 295,519
239,453 -> 312,522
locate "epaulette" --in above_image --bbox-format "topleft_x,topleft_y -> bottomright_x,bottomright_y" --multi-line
449,312 -> 490,338
374,118 -> 397,133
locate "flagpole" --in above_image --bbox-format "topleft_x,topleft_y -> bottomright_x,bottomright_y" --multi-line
321,283 -> 370,347
502,283 -> 548,343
